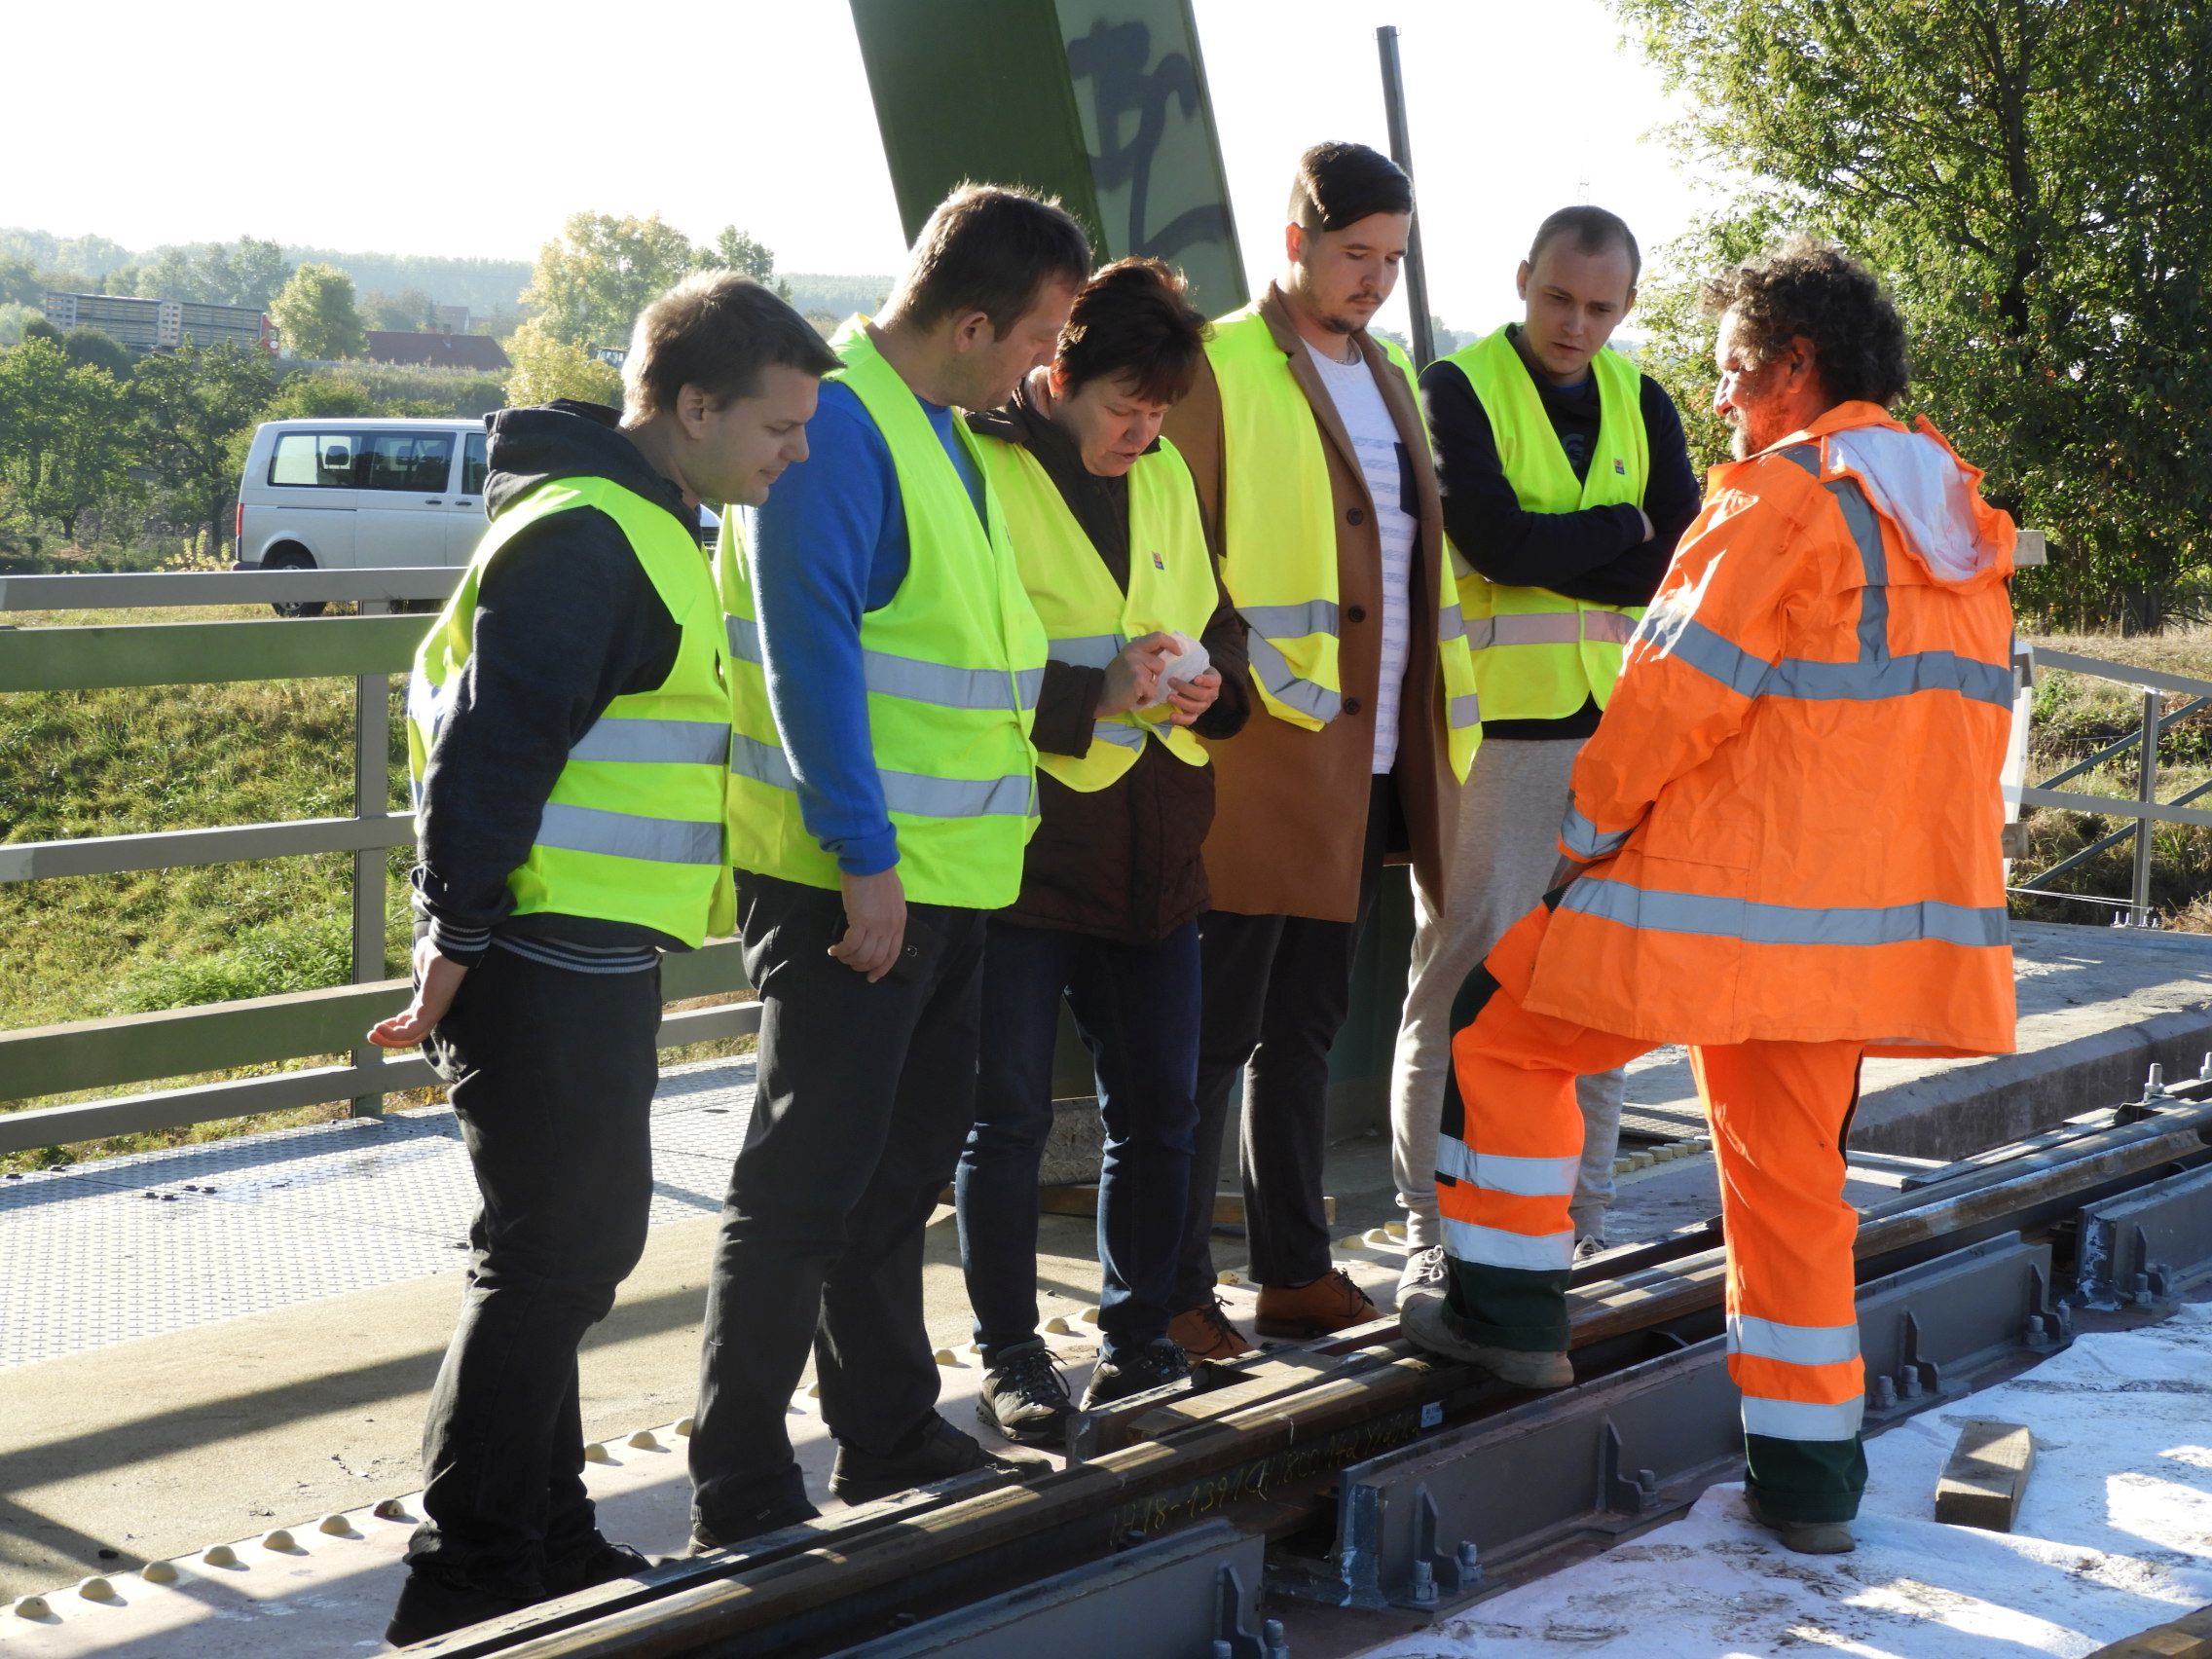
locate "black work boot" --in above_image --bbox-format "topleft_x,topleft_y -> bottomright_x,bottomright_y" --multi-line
977,1340 -> 1076,1447
543,1534 -> 652,1596
385,1567 -> 537,1646
1079,1340 -> 1191,1411
689,1463 -> 821,1556
830,1414 -> 1050,1506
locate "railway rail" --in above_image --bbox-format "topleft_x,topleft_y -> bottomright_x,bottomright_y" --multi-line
404,1079 -> 2212,1659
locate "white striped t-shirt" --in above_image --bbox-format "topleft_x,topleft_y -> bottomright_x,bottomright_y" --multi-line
1305,339 -> 1416,773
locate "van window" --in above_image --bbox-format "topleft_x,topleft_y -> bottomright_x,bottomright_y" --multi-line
358,431 -> 456,494
461,431 -> 488,497
269,431 -> 365,488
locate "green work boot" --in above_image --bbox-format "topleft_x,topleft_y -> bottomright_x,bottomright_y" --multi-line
1747,1492 -> 1856,1554
1401,1297 -> 1573,1389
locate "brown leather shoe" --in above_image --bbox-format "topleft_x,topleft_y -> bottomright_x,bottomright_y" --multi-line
1255,1269 -> 1377,1340
1167,1298 -> 1256,1362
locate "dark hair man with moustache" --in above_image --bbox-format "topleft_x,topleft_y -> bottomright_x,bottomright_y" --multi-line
1159,141 -> 1481,1360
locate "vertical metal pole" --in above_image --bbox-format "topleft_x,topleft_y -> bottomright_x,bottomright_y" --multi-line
2131,689 -> 2160,927
351,597 -> 391,1115
1376,25 -> 1437,370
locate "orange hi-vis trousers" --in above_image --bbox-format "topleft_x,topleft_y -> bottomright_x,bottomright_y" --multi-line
1439,904 -> 1870,1524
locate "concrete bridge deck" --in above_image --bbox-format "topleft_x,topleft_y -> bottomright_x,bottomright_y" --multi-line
1,918 -> 2209,1653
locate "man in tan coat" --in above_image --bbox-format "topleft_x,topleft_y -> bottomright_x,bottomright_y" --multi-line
1162,142 -> 1464,1357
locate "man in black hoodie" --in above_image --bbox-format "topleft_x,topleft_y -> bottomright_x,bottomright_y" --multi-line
370,273 -> 835,1644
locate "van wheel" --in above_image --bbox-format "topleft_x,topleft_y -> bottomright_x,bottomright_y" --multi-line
263,546 -> 327,618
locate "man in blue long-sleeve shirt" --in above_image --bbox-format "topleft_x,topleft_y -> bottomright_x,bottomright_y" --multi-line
735,369 -> 985,875
687,186 -> 1091,1549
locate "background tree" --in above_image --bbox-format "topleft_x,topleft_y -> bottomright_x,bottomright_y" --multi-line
705,226 -> 792,298
127,238 -> 293,308
269,263 -> 368,360
0,257 -> 42,308
131,343 -> 276,559
501,317 -> 623,406
359,286 -> 439,330
0,339 -> 138,544
214,238 -> 292,310
1614,0 -> 2212,630
520,212 -> 705,349
60,327 -> 132,378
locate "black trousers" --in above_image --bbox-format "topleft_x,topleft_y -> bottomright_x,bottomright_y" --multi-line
1171,776 -> 1388,1309
688,872 -> 986,1533
407,947 -> 662,1597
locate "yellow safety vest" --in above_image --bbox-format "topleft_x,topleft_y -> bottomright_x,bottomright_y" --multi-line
977,434 -> 1215,793
1445,326 -> 1649,721
1206,305 -> 1479,780
406,475 -> 735,948
718,317 -> 1049,909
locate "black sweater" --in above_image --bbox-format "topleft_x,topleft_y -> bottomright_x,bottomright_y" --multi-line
1420,326 -> 1701,739
411,401 -> 700,974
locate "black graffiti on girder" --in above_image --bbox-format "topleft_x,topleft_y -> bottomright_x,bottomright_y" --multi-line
1065,18 -> 1234,262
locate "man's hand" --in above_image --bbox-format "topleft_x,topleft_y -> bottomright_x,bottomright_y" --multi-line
832,866 -> 906,982
1162,667 -> 1222,727
369,939 -> 468,1049
1095,632 -> 1177,717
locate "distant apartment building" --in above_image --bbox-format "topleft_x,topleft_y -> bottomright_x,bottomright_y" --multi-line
363,329 -> 510,372
41,292 -> 271,353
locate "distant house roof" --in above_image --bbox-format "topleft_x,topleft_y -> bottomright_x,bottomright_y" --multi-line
364,330 -> 510,371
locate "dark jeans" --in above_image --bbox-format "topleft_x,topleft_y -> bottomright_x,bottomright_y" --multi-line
689,872 -> 987,1534
1171,776 -> 1388,1309
956,917 -> 1199,1365
406,947 -> 661,1597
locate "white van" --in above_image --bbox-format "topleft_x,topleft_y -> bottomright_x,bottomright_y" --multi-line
235,418 -> 491,604
233,416 -> 719,616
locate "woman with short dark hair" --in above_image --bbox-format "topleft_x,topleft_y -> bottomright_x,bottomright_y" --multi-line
957,258 -> 1251,1441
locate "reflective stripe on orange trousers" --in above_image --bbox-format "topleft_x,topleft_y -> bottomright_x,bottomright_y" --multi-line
1437,900 -> 1868,1521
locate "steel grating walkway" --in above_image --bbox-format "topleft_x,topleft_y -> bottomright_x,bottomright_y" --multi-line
0,1056 -> 757,1370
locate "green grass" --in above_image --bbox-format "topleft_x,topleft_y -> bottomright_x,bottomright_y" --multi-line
0,608 -> 750,1169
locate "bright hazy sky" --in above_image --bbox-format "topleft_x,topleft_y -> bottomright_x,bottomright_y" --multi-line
4,0 -> 1718,334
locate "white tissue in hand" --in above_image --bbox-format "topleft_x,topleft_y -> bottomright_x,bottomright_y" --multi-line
1141,633 -> 1210,710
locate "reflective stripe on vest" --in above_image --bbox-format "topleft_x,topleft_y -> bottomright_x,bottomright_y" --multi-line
977,434 -> 1215,793
724,614 -> 1044,713
405,475 -> 734,947
1446,327 -> 1647,722
1206,306 -> 1480,779
718,317 -> 1047,909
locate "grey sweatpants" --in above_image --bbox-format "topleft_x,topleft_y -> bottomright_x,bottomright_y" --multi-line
1387,737 -> 1625,1247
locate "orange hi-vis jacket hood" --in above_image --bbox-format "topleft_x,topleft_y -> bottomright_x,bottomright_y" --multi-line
1522,401 -> 2018,1055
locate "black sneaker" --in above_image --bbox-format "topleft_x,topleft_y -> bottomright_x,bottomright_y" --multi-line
830,1414 -> 1050,1506
1079,1340 -> 1191,1411
689,1465 -> 821,1556
385,1567 -> 537,1646
543,1535 -> 651,1597
977,1341 -> 1075,1447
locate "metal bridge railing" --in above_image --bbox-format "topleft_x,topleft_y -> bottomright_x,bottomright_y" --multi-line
0,568 -> 757,1159
2012,645 -> 2212,927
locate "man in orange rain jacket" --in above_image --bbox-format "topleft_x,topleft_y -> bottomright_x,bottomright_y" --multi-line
1401,240 -> 2017,1556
